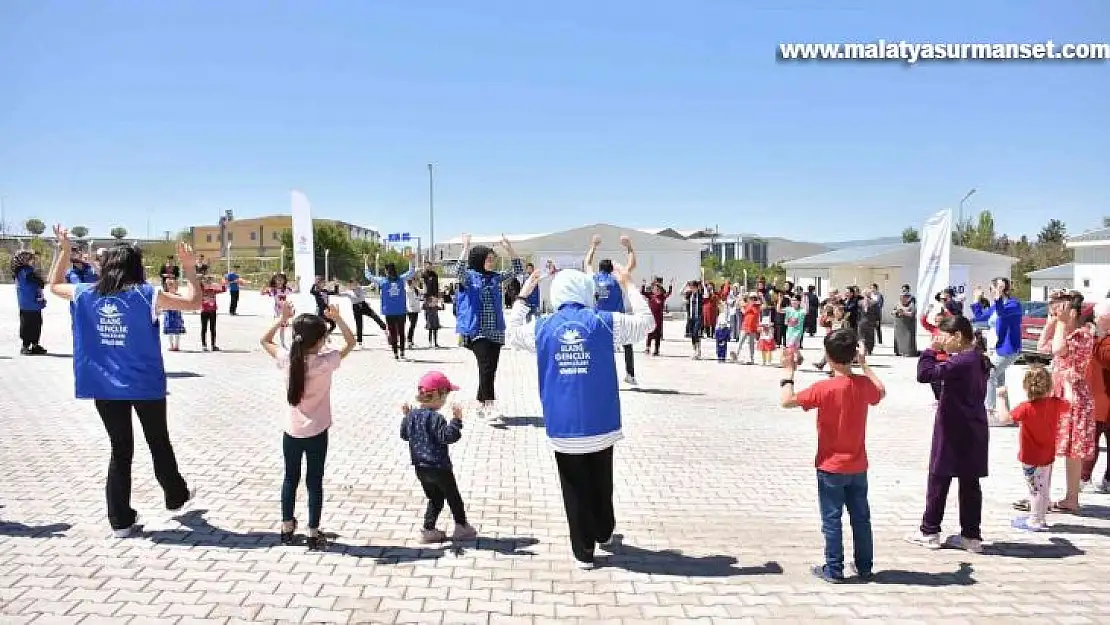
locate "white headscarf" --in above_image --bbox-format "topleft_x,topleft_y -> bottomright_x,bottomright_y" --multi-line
549,269 -> 596,310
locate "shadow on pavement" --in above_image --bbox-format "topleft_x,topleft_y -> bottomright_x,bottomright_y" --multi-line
145,509 -> 294,548
598,535 -> 782,577
490,416 -> 544,429
871,562 -> 975,586
621,388 -> 705,396
166,371 -> 203,379
1044,523 -> 1110,538
0,507 -> 72,537
982,537 -> 1085,558
340,536 -> 540,563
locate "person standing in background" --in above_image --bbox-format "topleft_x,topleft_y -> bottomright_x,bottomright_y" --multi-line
195,254 -> 210,276
969,278 -> 1024,424
585,234 -> 639,386
869,283 -> 885,345
805,285 -> 820,338
337,278 -> 386,348
12,250 -> 48,355
421,260 -> 440,299
224,265 -> 248,315
1081,302 -> 1110,492
159,255 -> 180,289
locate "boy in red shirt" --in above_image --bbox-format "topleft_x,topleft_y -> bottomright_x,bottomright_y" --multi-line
781,328 -> 885,582
998,365 -> 1069,531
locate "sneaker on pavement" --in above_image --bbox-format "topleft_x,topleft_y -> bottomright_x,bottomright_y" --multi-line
848,563 -> 874,582
420,528 -> 447,543
452,524 -> 478,541
168,488 -> 196,513
1011,516 -> 1048,532
112,516 -> 141,538
574,558 -> 596,570
945,535 -> 983,554
904,532 -> 942,550
623,375 -> 638,385
811,564 -> 844,583
598,534 -> 619,551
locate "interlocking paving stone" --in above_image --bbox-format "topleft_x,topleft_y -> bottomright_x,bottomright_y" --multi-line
2,287 -> 1110,624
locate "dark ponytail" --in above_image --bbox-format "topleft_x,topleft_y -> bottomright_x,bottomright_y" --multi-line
286,313 -> 329,406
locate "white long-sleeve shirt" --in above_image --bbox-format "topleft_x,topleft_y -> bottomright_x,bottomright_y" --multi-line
506,285 -> 656,454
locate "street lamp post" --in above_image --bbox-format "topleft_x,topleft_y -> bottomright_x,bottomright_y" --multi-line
958,188 -> 976,226
427,163 -> 435,263
280,245 -> 285,275
324,249 -> 330,282
226,244 -> 232,274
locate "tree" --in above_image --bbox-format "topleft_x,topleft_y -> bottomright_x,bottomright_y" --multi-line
24,218 -> 45,236
278,220 -> 412,282
901,227 -> 920,243
110,227 -> 128,240
71,226 -> 89,239
1037,219 -> 1066,245
966,210 -> 998,251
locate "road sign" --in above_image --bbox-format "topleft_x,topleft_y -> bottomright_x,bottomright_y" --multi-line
387,232 -> 412,243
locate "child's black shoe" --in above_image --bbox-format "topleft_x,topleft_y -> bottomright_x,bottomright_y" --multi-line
306,533 -> 329,551
280,519 -> 297,545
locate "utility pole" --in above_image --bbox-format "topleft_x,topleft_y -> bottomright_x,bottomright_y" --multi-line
428,163 -> 435,263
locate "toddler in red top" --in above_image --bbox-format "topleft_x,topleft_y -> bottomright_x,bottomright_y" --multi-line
781,329 -> 885,583
999,365 -> 1070,531
200,277 -> 225,351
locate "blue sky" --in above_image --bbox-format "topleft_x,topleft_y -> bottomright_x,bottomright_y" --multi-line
1,0 -> 1107,244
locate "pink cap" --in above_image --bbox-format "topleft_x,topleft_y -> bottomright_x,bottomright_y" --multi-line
418,371 -> 459,393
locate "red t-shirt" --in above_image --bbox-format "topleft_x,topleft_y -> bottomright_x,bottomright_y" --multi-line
1011,397 -> 1069,466
201,285 -> 225,312
796,374 -> 882,474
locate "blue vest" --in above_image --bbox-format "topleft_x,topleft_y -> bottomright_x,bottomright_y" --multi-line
225,272 -> 240,291
15,267 -> 45,311
525,285 -> 540,309
379,277 -> 407,316
72,283 -> 167,400
65,264 -> 98,284
455,269 -> 506,338
593,272 -> 624,313
535,305 -> 622,439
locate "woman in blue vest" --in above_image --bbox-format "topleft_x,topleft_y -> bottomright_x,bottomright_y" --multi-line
46,225 -> 202,537
506,265 -> 655,569
584,234 -> 639,385
365,251 -> 416,360
12,250 -> 48,355
454,234 -> 523,416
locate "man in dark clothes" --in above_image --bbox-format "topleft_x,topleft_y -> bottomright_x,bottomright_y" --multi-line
805,285 -> 820,337
422,261 -> 440,298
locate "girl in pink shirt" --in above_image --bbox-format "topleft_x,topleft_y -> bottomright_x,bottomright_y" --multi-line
261,300 -> 356,550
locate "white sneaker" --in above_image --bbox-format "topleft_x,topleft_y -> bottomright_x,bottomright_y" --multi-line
112,516 -> 141,538
574,559 -> 596,570
623,375 -> 638,385
904,532 -> 941,550
945,535 -> 983,554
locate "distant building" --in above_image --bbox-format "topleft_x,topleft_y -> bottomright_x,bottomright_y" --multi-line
189,214 -> 380,259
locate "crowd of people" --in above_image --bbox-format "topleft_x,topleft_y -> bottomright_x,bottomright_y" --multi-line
6,223 -> 1110,581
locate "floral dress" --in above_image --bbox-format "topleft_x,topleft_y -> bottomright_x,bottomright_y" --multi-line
1054,327 -> 1096,460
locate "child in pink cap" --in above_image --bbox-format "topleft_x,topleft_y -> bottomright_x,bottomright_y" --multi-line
401,371 -> 477,543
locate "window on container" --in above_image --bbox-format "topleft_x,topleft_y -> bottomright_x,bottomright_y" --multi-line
1083,278 -> 1090,288
227,232 -> 233,241
206,234 -> 212,243
250,231 -> 257,241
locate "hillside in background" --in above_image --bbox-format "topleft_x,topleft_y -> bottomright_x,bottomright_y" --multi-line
821,236 -> 903,250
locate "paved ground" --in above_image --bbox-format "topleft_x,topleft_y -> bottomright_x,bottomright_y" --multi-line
2,287 -> 1110,625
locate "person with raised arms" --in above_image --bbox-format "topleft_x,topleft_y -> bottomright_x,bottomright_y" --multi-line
46,225 -> 201,537
506,264 -> 654,569
584,234 -> 638,385
365,250 -> 417,360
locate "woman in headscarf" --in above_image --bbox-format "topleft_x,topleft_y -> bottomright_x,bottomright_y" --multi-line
891,290 -> 919,357
11,249 -> 48,355
506,266 -> 655,569
454,234 -> 523,416
46,225 -> 201,536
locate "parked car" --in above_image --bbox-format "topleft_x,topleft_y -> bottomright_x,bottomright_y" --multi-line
1020,300 -> 1094,362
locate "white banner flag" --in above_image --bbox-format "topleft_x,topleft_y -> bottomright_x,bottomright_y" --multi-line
915,209 -> 952,310
290,190 -> 317,314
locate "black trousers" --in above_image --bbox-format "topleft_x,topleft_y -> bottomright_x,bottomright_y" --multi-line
94,399 -> 190,530
858,322 -> 876,355
469,338 -> 502,402
351,302 -> 386,343
229,290 -> 240,315
200,311 -> 217,346
555,446 -> 616,564
875,323 -> 883,344
622,344 -> 635,377
406,312 -> 419,345
18,310 -> 43,348
385,315 -> 407,356
921,473 -> 982,541
415,467 -> 467,529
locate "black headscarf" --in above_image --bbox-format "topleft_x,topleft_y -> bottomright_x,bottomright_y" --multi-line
468,245 -> 494,275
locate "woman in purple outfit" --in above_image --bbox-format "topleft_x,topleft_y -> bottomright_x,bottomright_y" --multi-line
905,315 -> 992,554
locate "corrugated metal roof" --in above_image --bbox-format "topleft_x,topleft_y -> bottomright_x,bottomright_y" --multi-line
1025,263 -> 1074,280
781,243 -> 911,268
1067,227 -> 1110,243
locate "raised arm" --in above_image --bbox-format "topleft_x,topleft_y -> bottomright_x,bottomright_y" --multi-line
916,349 -> 952,384
456,234 -> 471,283
46,225 -> 75,300
158,242 -> 204,312
506,269 -> 542,353
584,234 -> 601,273
495,235 -> 523,282
620,235 -> 637,275
611,266 -> 656,345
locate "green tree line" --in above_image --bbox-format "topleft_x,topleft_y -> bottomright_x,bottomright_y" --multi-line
901,211 -> 1094,301
279,221 -> 415,281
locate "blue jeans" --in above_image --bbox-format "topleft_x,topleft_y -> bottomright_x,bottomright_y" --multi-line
817,470 -> 873,578
986,351 -> 1018,411
282,430 -> 329,529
